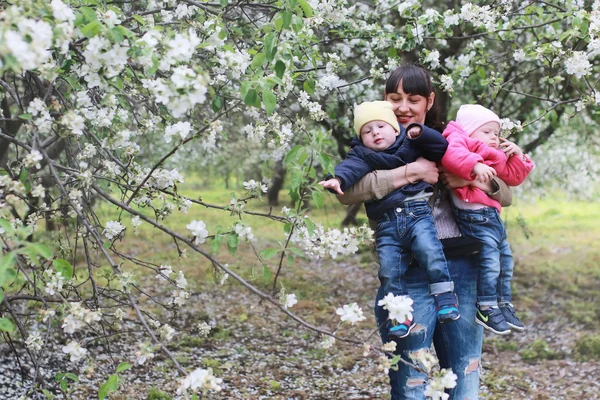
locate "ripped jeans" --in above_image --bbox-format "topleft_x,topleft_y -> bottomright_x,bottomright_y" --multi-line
375,253 -> 483,400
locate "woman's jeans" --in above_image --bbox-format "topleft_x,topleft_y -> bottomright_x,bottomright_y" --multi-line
454,207 -> 513,307
375,201 -> 454,300
375,254 -> 483,400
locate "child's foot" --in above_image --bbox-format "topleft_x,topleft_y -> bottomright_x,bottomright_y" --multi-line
388,318 -> 416,340
476,306 -> 511,335
434,292 -> 461,323
499,303 -> 525,332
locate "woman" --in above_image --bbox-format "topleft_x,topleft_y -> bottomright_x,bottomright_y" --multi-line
337,65 -> 512,399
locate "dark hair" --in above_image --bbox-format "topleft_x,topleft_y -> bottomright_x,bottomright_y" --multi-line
385,64 -> 444,131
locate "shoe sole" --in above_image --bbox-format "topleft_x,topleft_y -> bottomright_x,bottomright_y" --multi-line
475,318 -> 511,335
439,314 -> 461,324
506,322 -> 525,332
389,323 -> 416,339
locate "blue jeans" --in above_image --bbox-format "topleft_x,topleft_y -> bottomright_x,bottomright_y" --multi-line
375,254 -> 483,400
375,201 -> 453,302
454,207 -> 513,307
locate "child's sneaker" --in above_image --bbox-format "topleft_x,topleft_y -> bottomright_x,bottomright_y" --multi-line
389,318 -> 416,340
476,306 -> 511,335
434,292 -> 461,323
499,303 -> 525,332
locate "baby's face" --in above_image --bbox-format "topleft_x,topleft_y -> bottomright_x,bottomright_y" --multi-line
471,121 -> 501,148
360,120 -> 398,151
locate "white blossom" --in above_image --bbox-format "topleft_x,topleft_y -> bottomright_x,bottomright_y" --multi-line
336,302 -> 366,324
321,335 -> 336,349
187,220 -> 209,244
377,293 -> 414,323
565,51 -> 592,78
177,368 -> 223,394
103,220 -> 125,240
281,293 -> 298,309
25,331 -> 43,351
62,341 -> 88,363
23,150 -> 43,170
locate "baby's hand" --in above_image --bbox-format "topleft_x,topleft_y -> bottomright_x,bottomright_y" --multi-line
407,125 -> 422,138
499,138 -> 523,157
318,178 -> 344,195
472,163 -> 497,183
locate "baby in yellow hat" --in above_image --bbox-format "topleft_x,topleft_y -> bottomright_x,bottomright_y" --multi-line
319,100 -> 457,339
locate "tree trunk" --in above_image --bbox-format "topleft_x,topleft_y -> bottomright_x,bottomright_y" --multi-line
341,203 -> 362,226
267,159 -> 285,206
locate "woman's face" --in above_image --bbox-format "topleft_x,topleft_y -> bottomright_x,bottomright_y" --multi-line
384,81 -> 434,127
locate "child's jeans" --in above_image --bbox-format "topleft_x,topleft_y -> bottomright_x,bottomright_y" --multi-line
375,201 -> 454,301
453,206 -> 513,307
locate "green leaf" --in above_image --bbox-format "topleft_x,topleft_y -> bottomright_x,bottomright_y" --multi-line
0,265 -> 17,287
0,318 -> 15,332
79,7 -> 98,22
0,288 -> 4,304
274,60 -> 286,79
41,389 -> 55,399
286,247 -> 304,257
283,222 -> 293,235
259,248 -> 279,260
81,21 -> 103,38
264,32 -> 277,61
27,243 -> 53,259
286,254 -> 294,267
244,89 -> 258,106
103,241 -> 111,249
18,113 -> 32,120
220,0 -> 229,6
53,259 -> 73,279
98,374 -> 119,400
108,26 -> 124,43
227,234 -> 239,255
0,218 -> 12,234
132,15 -> 146,26
262,265 -> 272,282
303,78 -> 315,95
65,373 -> 79,382
240,81 -> 252,101
0,252 -> 16,271
251,52 -> 266,69
388,47 -> 397,58
297,0 -> 314,17
311,190 -> 324,209
116,362 -> 132,373
210,235 -> 223,254
284,145 -> 304,165
282,11 -> 293,29
112,76 -> 124,91
304,218 -> 315,237
211,96 -> 222,112
19,168 -> 31,193
262,88 -> 277,115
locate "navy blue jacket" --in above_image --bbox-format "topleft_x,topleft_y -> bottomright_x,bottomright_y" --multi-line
332,123 -> 448,220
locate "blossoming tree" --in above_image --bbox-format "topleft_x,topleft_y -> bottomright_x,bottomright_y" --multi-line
0,0 -> 599,397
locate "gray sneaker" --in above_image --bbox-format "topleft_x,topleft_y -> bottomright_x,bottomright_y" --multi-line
499,303 -> 525,332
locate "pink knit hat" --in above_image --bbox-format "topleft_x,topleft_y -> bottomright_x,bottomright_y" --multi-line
456,104 -> 501,136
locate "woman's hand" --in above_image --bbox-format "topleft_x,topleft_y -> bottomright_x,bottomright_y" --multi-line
406,157 -> 439,185
439,167 -> 470,189
440,166 -> 497,193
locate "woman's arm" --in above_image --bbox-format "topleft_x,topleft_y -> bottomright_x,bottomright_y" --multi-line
439,168 -> 513,207
336,157 -> 439,205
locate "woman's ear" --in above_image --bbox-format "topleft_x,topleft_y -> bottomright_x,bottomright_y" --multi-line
427,92 -> 435,111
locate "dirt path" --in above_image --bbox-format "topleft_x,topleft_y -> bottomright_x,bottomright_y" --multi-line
1,254 -> 599,399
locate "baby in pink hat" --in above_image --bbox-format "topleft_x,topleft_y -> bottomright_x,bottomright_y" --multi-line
441,104 -> 534,335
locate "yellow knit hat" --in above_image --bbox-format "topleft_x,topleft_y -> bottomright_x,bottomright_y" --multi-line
353,101 -> 400,136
